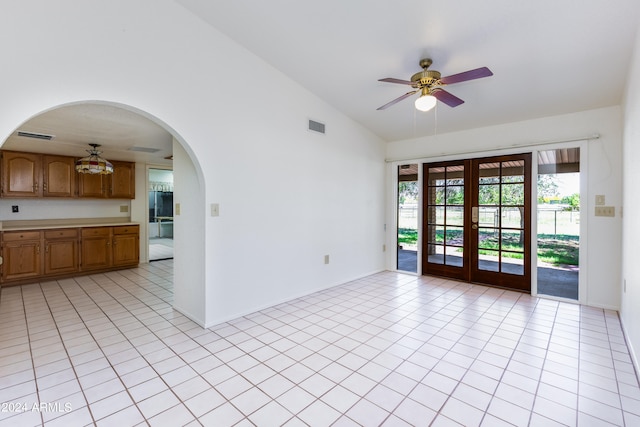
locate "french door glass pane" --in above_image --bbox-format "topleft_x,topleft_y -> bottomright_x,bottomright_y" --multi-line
428,244 -> 444,264
445,246 -> 463,266
501,207 -> 523,228
445,207 -> 464,226
502,183 -> 524,205
501,232 -> 524,252
446,186 -> 464,204
479,185 -> 500,205
502,254 -> 524,275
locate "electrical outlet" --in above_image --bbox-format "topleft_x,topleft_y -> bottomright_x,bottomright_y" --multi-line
175,203 -> 181,215
383,244 -> 386,252
594,206 -> 615,217
324,254 -> 330,264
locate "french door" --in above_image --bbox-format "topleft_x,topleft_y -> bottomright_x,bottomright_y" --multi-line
422,153 -> 531,292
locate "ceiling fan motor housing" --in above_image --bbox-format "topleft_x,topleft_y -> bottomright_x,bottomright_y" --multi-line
410,69 -> 441,87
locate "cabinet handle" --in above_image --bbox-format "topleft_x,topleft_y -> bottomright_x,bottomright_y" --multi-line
45,244 -> 49,253
43,182 -> 47,192
36,245 -> 40,254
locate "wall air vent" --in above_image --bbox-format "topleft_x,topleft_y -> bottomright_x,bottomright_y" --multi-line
308,119 -> 326,134
128,146 -> 161,153
17,131 -> 55,141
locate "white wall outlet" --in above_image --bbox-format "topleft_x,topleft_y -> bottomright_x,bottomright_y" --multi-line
211,203 -> 219,217
324,254 -> 330,264
175,203 -> 181,215
595,195 -> 605,206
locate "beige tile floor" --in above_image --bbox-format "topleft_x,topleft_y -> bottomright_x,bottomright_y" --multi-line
0,260 -> 639,426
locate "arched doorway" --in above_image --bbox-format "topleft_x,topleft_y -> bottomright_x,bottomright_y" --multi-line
0,101 -> 208,325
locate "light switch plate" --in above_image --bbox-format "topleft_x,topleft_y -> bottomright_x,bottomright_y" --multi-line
595,195 -> 605,206
211,203 -> 219,217
175,203 -> 181,215
595,206 -> 615,217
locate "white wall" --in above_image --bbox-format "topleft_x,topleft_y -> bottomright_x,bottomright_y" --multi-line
621,28 -> 640,371
0,0 -> 386,326
386,106 -> 623,310
0,198 -> 130,221
172,140 -> 206,324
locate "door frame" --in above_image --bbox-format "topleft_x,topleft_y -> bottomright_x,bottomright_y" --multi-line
389,139 -> 589,301
531,141 -> 589,304
421,153 -> 532,291
146,164 -> 174,263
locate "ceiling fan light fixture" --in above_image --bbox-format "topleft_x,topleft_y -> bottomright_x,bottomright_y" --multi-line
75,143 -> 114,175
414,94 -> 437,112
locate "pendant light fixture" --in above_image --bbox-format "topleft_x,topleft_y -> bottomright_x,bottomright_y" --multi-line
75,143 -> 114,174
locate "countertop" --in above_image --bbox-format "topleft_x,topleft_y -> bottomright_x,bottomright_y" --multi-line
0,218 -> 139,232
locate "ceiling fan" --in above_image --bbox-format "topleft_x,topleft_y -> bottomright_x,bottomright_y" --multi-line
377,58 -> 493,111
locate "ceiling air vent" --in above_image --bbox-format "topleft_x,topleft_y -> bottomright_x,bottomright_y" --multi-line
128,146 -> 161,153
308,119 -> 326,134
17,131 -> 55,141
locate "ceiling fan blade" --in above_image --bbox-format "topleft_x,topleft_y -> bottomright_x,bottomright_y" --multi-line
431,88 -> 465,107
377,90 -> 418,110
378,77 -> 415,85
439,67 -> 493,85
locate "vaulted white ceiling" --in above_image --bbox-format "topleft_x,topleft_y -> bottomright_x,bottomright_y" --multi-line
3,0 -> 639,160
177,0 -> 640,142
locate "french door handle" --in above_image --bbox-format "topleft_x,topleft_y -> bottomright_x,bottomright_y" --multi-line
472,207 -> 479,223
472,224 -> 478,229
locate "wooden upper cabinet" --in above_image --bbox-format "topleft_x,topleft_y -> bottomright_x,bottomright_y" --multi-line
43,155 -> 76,197
1,150 -> 135,199
1,151 -> 42,197
109,161 -> 135,199
77,173 -> 107,198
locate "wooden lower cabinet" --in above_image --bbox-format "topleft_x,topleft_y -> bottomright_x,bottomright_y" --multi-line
1,231 -> 42,281
1,224 -> 139,285
80,227 -> 112,271
112,226 -> 139,267
44,229 -> 79,275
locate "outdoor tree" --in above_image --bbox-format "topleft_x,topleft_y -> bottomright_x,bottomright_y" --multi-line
398,181 -> 418,204
537,174 -> 560,203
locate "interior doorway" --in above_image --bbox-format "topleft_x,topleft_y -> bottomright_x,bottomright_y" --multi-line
422,153 -> 532,292
148,168 -> 174,261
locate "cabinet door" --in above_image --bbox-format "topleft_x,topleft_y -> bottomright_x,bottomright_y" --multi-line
77,173 -> 106,198
112,226 -> 139,266
43,155 -> 76,197
1,151 -> 42,197
2,231 -> 42,281
80,228 -> 112,270
44,229 -> 79,275
108,161 -> 135,199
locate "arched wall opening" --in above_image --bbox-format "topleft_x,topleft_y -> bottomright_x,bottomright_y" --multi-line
0,100 -> 208,326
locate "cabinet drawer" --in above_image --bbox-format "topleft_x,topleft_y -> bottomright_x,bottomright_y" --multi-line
44,228 -> 79,239
113,225 -> 139,235
2,231 -> 41,241
81,227 -> 111,238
